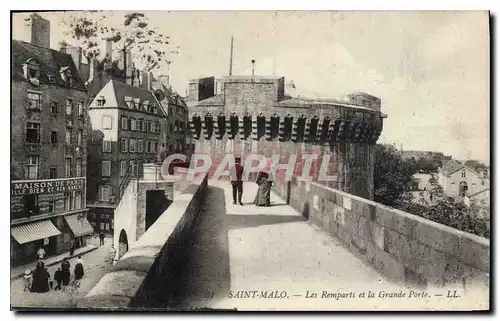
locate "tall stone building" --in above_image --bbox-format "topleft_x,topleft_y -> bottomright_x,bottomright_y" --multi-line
187,75 -> 385,199
151,78 -> 190,155
86,79 -> 168,234
11,16 -> 92,266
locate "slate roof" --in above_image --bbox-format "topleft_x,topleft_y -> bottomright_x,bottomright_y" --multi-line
440,159 -> 464,176
11,40 -> 86,91
110,79 -> 163,112
154,84 -> 188,107
440,159 -> 481,177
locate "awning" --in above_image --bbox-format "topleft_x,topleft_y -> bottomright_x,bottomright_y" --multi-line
11,220 -> 62,244
64,214 -> 94,237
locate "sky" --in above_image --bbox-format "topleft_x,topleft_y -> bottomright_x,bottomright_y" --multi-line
12,11 -> 490,164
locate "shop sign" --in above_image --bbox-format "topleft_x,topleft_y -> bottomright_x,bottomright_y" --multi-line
11,178 -> 86,196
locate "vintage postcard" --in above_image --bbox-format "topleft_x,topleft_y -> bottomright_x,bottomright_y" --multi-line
10,10 -> 490,311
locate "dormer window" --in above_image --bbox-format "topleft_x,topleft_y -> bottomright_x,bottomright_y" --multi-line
23,58 -> 41,86
47,74 -> 56,84
124,96 -> 133,108
96,96 -> 106,107
133,98 -> 141,110
143,101 -> 150,112
60,66 -> 72,86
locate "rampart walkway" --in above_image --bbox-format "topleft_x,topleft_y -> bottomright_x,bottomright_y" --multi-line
169,180 -> 402,310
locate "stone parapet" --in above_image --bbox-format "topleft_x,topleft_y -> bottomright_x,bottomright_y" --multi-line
78,173 -> 209,310
272,179 -> 490,290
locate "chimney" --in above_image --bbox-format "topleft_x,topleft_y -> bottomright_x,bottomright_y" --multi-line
140,71 -> 149,90
66,46 -> 82,70
148,72 -> 153,92
89,58 -> 98,81
105,40 -> 113,69
158,74 -> 170,87
24,14 -> 50,48
126,50 -> 133,85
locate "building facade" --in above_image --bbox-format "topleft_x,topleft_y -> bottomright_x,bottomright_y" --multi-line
11,34 -> 92,265
187,76 -> 385,199
152,82 -> 190,154
438,159 -> 489,199
86,79 -> 167,234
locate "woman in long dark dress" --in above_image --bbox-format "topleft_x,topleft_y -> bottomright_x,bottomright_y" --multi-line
30,262 -> 50,293
61,258 -> 71,292
254,171 -> 272,206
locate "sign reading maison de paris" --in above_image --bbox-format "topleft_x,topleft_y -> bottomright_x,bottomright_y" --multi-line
11,177 -> 86,196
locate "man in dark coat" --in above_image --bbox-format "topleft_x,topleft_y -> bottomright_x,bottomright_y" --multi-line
230,157 -> 244,205
61,258 -> 71,292
54,267 -> 62,290
99,232 -> 105,246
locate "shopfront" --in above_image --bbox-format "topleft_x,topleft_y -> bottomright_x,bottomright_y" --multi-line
10,177 -> 94,266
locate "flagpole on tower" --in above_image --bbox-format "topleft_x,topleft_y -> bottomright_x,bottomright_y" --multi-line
229,35 -> 234,76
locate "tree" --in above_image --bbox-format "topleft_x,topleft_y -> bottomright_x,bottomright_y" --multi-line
373,144 -> 416,207
60,11 -> 179,72
464,160 -> 487,172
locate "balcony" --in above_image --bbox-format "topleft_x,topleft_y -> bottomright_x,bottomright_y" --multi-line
25,143 -> 41,154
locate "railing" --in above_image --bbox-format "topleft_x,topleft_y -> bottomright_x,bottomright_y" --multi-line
117,163 -> 133,204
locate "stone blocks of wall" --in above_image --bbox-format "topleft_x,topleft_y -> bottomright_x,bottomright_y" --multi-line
308,183 -> 490,289
272,179 -> 490,290
79,174 -> 208,310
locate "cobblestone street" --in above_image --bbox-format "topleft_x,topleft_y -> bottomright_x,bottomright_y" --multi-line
10,236 -> 114,309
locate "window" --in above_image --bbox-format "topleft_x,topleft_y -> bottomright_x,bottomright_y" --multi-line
120,138 -> 128,152
78,101 -> 84,116
25,122 -> 40,143
102,160 -> 111,177
48,200 -> 56,213
49,167 -> 57,179
99,185 -> 112,202
26,92 -> 41,111
130,139 -> 137,153
102,140 -> 111,153
155,122 -> 160,133
102,115 -> 112,129
121,117 -> 128,130
147,121 -> 152,132
65,99 -> 73,116
65,128 -> 72,145
65,158 -> 72,177
152,141 -> 157,153
24,194 -> 39,216
138,119 -> 143,131
96,96 -> 106,107
24,60 -> 40,80
24,156 -> 39,179
138,139 -> 144,153
130,161 -> 137,176
461,170 -> 466,178
76,158 -> 82,177
50,101 -> 58,114
50,131 -> 58,144
64,192 -> 72,211
74,191 -> 82,209
482,180 -> 485,186
77,130 -> 83,145
120,161 -> 127,177
146,141 -> 151,153
131,118 -> 137,131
